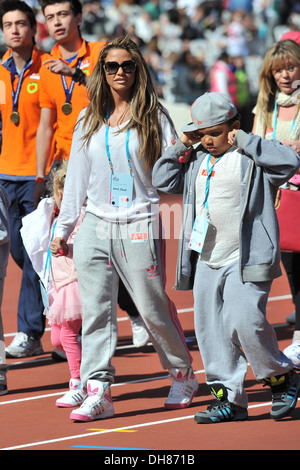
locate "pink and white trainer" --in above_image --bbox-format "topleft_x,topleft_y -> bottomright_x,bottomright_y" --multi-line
70,380 -> 114,422
165,367 -> 198,409
56,378 -> 87,408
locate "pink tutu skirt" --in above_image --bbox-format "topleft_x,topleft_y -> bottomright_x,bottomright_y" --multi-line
46,281 -> 83,325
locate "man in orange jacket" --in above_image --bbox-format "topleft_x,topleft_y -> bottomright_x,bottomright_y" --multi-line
34,0 -> 106,205
35,0 -> 150,350
0,1 -> 54,357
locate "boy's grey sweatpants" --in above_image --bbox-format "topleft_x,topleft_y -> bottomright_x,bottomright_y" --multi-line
193,259 -> 293,409
74,213 -> 192,387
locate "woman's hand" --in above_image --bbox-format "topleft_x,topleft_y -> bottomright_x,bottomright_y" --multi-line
50,237 -> 69,257
179,147 -> 193,163
171,138 -> 193,163
175,131 -> 201,163
283,139 -> 300,156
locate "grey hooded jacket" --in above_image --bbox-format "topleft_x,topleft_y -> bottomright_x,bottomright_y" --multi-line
152,130 -> 300,290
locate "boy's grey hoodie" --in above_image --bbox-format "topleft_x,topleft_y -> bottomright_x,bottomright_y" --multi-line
0,185 -> 10,278
152,130 -> 300,290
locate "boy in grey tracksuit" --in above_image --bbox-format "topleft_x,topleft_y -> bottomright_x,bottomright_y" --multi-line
0,185 -> 10,396
152,92 -> 300,423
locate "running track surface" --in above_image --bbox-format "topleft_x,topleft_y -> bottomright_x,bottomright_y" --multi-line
1,194 -> 299,452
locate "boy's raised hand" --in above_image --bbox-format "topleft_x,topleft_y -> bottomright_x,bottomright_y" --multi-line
173,131 -> 201,163
181,130 -> 201,148
228,128 -> 239,146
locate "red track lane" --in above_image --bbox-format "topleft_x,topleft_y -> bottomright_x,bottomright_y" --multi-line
1,194 -> 299,451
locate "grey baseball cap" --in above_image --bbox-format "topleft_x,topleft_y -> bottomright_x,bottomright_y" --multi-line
181,92 -> 237,132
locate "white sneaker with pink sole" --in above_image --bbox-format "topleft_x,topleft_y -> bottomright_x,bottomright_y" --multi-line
70,380 -> 115,422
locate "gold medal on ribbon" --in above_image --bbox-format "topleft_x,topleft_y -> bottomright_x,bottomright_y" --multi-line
62,102 -> 72,115
10,111 -> 20,124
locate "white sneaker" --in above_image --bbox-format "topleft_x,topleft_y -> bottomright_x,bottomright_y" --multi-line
284,342 -> 300,370
130,315 -> 150,348
56,379 -> 87,408
70,380 -> 115,422
5,332 -> 44,358
165,367 -> 198,409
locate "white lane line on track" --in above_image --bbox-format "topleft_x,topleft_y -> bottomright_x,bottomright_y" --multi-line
3,398 -> 300,451
268,294 -> 292,301
3,308 -> 195,338
1,415 -> 199,450
0,297 -> 294,449
0,368 -> 205,405
0,317 -> 290,407
3,296 -> 292,338
0,370 -> 205,405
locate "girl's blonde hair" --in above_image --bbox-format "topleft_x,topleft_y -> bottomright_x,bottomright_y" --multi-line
256,39 -> 300,127
50,160 -> 68,197
80,35 -> 175,171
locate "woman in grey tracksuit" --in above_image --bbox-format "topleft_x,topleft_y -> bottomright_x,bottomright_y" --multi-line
50,37 -> 198,423
152,106 -> 300,421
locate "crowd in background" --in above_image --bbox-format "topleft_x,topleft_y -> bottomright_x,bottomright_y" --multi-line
3,0 -> 300,130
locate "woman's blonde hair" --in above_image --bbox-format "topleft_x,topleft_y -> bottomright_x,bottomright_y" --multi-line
80,35 -> 175,171
256,39 -> 300,127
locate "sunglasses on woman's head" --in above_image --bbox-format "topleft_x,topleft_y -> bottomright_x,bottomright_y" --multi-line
103,60 -> 136,75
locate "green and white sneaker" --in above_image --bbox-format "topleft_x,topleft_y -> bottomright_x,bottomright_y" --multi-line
194,383 -> 248,424
263,369 -> 300,420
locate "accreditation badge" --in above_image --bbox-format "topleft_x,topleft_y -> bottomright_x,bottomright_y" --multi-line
188,210 -> 210,254
110,173 -> 133,208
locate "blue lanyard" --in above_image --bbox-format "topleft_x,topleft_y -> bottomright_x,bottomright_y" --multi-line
43,219 -> 57,280
10,58 -> 32,112
61,57 -> 83,104
273,99 -> 296,139
105,107 -> 131,174
202,153 -> 223,213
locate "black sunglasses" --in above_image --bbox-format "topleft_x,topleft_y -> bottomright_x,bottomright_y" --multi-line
103,60 -> 136,75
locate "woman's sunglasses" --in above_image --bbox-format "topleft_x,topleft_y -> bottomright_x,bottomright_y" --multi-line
103,60 -> 136,75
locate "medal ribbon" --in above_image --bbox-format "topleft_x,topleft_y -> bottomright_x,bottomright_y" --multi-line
10,57 -> 32,114
61,57 -> 83,105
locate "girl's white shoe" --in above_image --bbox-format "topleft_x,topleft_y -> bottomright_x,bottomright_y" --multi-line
70,380 -> 115,422
56,378 -> 87,408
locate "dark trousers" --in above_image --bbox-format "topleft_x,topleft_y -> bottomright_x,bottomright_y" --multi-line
118,278 -> 139,317
0,179 -> 45,339
281,251 -> 300,331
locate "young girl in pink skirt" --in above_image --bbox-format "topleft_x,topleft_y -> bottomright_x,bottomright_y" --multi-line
22,160 -> 86,408
48,161 -> 86,408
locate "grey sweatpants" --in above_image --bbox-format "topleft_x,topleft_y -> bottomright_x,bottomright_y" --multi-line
74,213 -> 192,387
193,259 -> 293,408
